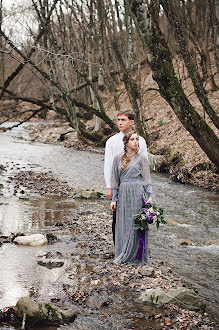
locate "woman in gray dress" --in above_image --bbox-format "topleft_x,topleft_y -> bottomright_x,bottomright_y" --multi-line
110,131 -> 152,265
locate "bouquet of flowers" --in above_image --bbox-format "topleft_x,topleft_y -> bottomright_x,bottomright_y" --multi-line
133,193 -> 165,230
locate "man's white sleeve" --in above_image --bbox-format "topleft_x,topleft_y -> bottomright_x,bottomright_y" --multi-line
104,139 -> 113,188
140,137 -> 148,159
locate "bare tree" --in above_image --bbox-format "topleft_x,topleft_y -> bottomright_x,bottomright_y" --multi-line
0,0 -> 119,145
160,0 -> 219,129
0,0 -> 152,145
128,0 -> 219,168
0,0 -> 4,85
212,0 -> 219,70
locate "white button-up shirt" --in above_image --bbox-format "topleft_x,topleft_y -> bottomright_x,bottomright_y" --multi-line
104,132 -> 148,188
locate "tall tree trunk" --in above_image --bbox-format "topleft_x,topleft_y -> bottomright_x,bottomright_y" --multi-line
0,0 -> 4,85
59,55 -> 79,132
112,39 -> 150,145
213,0 -> 219,70
160,0 -> 219,130
88,45 -> 101,132
128,0 -> 219,168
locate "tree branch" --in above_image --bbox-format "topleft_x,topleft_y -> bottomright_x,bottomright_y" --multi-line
0,87 -> 117,130
6,108 -> 44,130
0,0 -> 60,100
0,109 -> 42,125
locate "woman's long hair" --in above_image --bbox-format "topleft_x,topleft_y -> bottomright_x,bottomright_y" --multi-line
121,131 -> 139,170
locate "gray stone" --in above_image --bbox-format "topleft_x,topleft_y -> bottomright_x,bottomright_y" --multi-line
74,186 -> 105,199
15,297 -> 77,325
14,234 -> 47,246
37,258 -> 64,268
61,309 -> 78,323
139,266 -> 155,277
136,287 -> 205,311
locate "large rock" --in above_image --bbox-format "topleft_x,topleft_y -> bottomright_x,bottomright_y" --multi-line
14,234 -> 47,246
15,297 -> 77,326
136,288 -> 205,311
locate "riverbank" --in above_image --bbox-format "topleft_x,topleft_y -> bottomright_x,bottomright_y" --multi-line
0,157 -> 218,328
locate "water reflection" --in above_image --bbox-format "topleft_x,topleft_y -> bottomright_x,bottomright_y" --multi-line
30,197 -> 79,228
0,196 -> 78,235
0,198 -> 31,235
0,244 -> 33,308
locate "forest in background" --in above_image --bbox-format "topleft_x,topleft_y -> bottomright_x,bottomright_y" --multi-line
0,0 -> 218,188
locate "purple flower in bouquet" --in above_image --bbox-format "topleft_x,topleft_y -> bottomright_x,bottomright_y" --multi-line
134,193 -> 165,230
142,194 -> 149,204
145,214 -> 153,224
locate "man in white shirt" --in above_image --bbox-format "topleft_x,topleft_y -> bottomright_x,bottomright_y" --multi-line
104,109 -> 148,244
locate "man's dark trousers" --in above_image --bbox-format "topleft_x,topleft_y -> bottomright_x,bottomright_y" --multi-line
112,210 -> 116,245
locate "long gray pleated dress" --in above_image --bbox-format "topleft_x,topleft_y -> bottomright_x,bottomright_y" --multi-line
111,153 -> 152,265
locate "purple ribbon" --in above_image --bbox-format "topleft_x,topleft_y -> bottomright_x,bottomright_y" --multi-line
137,230 -> 145,260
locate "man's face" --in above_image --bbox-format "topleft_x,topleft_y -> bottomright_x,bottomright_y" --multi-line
117,114 -> 133,133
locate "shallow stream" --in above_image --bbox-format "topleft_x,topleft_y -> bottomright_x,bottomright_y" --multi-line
0,123 -> 218,328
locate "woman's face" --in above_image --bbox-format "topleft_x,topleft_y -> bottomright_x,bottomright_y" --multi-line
127,133 -> 139,151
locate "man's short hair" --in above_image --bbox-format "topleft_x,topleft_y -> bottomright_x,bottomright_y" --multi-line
117,109 -> 135,121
